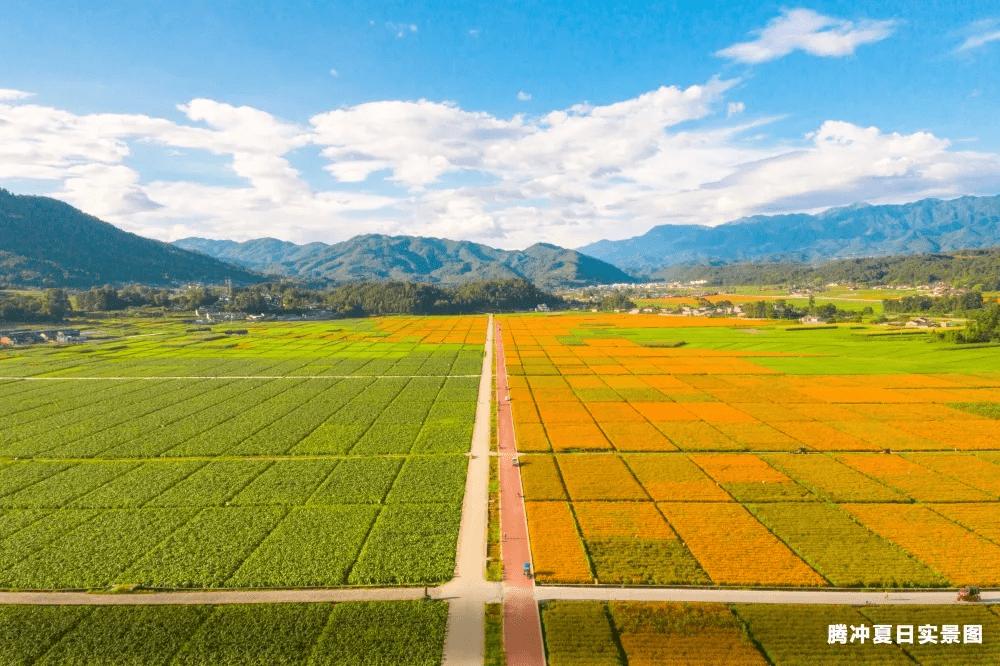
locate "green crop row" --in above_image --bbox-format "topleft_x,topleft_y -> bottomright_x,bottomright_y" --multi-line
0,502 -> 462,589
0,601 -> 449,665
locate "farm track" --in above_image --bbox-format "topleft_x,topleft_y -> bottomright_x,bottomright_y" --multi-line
535,586 -> 1000,605
438,314 -> 503,666
11,375 -> 483,380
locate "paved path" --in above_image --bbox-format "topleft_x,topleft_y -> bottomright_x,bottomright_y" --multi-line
495,320 -> 547,666
438,315 -> 504,666
11,375 -> 481,380
0,588 -> 425,606
536,587 -> 998,605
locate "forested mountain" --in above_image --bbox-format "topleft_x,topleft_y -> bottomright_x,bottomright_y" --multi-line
0,189 -> 262,287
655,247 -> 1000,289
578,195 -> 1000,274
174,235 -> 633,290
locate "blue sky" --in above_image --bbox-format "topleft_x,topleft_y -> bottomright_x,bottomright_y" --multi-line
1,1 -> 999,248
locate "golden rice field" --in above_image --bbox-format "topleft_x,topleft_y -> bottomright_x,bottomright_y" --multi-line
503,314 -> 1000,587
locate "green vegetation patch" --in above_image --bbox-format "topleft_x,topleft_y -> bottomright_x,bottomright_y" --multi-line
228,506 -> 377,588
34,605 -> 210,666
310,600 -> 448,666
308,457 -> 403,505
122,506 -> 287,588
171,604 -> 328,666
586,538 -> 709,586
541,600 -> 623,666
950,402 -> 1000,420
348,504 -> 461,585
746,503 -> 945,587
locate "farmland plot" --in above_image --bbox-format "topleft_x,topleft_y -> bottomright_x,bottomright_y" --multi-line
0,315 -> 486,589
0,601 -> 449,666
502,313 -> 1000,587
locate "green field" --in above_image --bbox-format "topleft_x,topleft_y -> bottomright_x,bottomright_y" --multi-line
0,317 -> 485,589
0,600 -> 448,665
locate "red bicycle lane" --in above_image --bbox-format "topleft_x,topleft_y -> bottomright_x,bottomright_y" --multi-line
495,319 -> 547,666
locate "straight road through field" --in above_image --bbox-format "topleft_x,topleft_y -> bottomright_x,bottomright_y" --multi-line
439,314 -> 503,666
0,588 -> 426,605
495,320 -> 547,666
12,375 -> 482,380
535,587 -> 1000,605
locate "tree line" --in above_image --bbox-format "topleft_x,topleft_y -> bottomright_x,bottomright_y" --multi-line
881,292 -> 984,315
2,279 -> 562,323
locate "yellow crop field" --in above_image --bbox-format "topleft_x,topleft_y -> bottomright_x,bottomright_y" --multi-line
574,502 -> 674,539
609,601 -> 770,666
931,503 -> 1000,544
761,453 -> 909,502
690,454 -> 816,502
599,421 -> 676,451
623,454 -> 732,501
547,422 -> 613,451
682,402 -> 757,423
513,421 -> 551,451
524,502 -> 592,584
713,423 -> 801,450
689,454 -> 791,484
843,503 -> 1000,585
907,453 -> 1000,496
629,402 -> 699,422
658,502 -> 826,586
654,422 -> 744,451
770,421 -> 870,451
836,453 -> 993,502
501,313 -> 1000,588
556,454 -> 648,500
519,455 -> 567,500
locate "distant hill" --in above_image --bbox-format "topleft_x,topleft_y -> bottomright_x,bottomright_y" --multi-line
0,189 -> 263,288
174,235 -> 634,290
577,195 -> 1000,275
654,247 -> 1000,289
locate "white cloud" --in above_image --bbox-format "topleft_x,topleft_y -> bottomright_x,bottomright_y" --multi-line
717,8 -> 895,64
329,68 -> 338,76
0,89 -> 34,101
469,29 -> 480,38
517,91 -> 532,101
1,80 -> 998,250
956,19 -> 1000,52
386,22 -> 417,38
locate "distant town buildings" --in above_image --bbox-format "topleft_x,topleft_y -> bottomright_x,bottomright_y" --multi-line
0,329 -> 84,346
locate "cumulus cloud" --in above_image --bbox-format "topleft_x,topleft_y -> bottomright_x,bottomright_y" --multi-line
716,8 -> 895,64
0,89 -> 34,101
955,18 -> 1000,52
517,91 -> 531,101
1,79 -> 998,250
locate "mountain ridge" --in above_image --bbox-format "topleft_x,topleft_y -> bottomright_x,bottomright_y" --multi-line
577,195 -> 1000,275
173,234 -> 635,290
0,188 -> 263,288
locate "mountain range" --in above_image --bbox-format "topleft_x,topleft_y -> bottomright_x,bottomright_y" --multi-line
0,189 -> 261,288
172,235 -> 633,290
577,195 -> 1000,277
3,186 -> 1000,290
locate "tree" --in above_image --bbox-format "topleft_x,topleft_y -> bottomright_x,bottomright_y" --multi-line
41,289 -> 71,319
